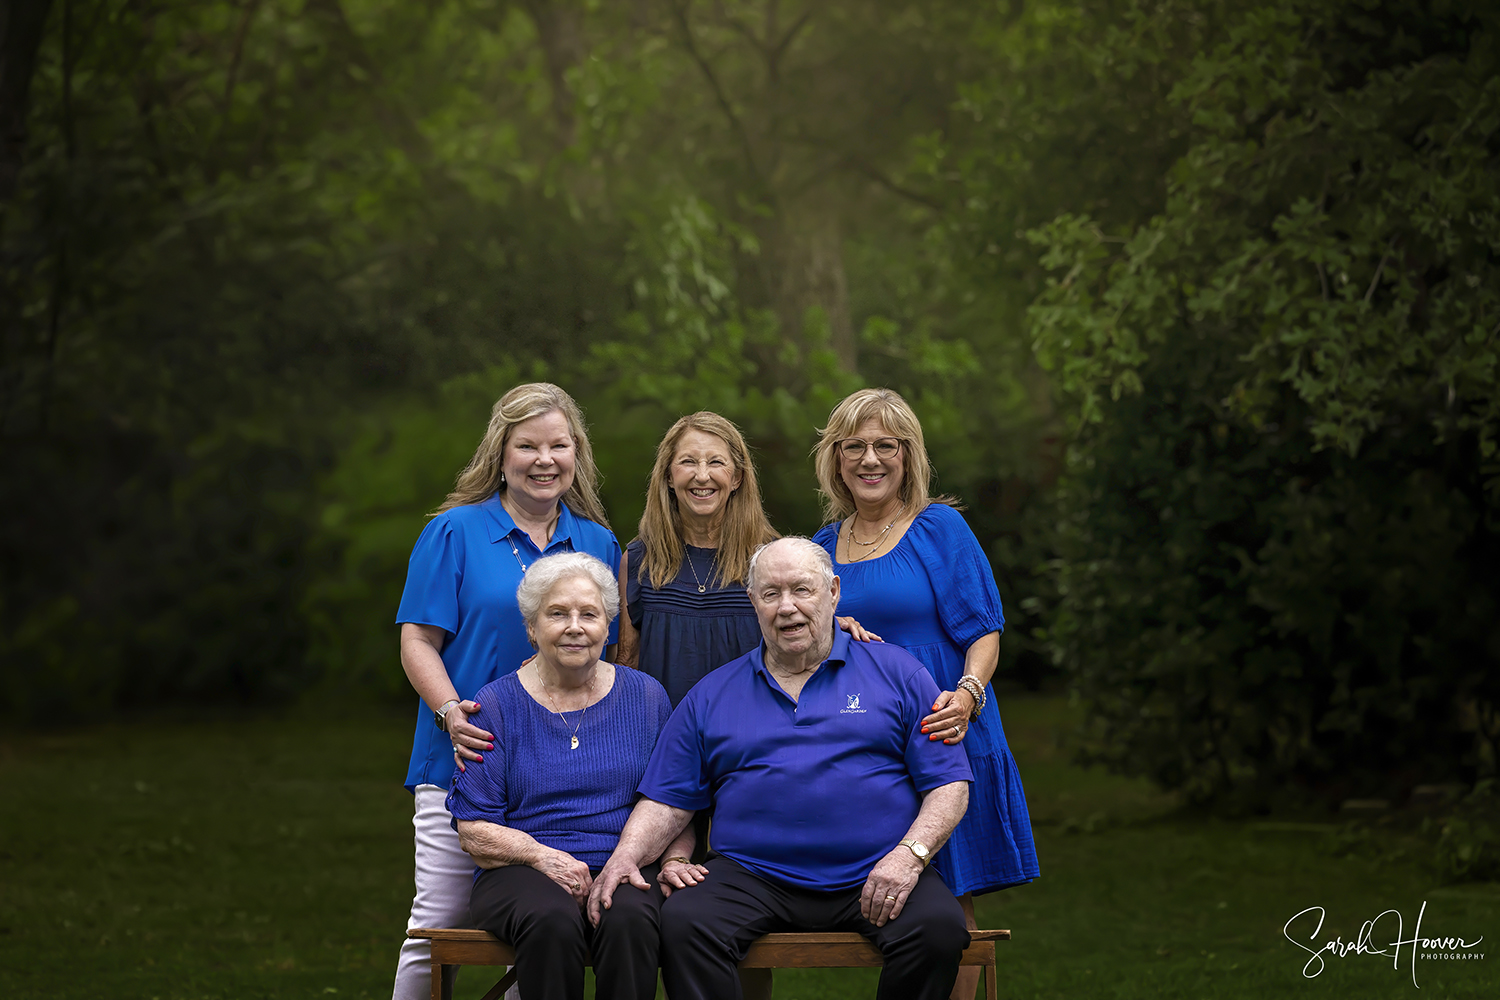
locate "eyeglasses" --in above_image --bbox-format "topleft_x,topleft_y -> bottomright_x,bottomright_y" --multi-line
837,437 -> 902,461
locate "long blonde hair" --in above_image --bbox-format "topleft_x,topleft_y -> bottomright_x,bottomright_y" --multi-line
436,382 -> 610,528
636,412 -> 778,589
813,387 -> 961,523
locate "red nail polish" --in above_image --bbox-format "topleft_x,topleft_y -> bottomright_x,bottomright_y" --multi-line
475,754 -> 484,762
487,743 -> 494,750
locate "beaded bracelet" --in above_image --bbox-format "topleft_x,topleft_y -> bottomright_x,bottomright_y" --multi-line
957,675 -> 987,720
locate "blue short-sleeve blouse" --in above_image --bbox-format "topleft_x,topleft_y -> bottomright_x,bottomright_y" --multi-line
395,493 -> 621,792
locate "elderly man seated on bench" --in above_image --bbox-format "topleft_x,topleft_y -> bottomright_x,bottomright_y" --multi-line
589,536 -> 973,1000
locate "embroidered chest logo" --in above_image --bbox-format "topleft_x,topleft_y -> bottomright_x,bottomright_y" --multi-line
841,693 -> 867,715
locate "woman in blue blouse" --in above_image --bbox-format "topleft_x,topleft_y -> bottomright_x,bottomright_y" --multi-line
449,552 -> 699,1000
811,387 -> 1039,1000
391,382 -> 622,1000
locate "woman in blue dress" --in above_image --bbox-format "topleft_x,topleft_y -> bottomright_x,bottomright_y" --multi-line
391,382 -> 621,1000
811,387 -> 1039,1000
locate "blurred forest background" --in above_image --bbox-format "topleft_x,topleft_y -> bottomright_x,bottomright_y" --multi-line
2,0 -> 1498,818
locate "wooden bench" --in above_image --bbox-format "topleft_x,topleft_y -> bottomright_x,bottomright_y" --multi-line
408,925 -> 1010,1000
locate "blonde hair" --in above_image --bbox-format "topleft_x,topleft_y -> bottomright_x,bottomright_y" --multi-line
436,382 -> 610,529
636,412 -> 778,589
813,387 -> 960,523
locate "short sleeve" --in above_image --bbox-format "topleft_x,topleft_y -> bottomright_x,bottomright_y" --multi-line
395,515 -> 463,634
637,694 -> 713,811
898,663 -> 974,791
624,539 -> 646,628
908,505 -> 1005,650
445,691 -> 509,826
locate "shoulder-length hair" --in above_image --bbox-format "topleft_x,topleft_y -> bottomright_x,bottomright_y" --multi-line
636,411 -> 778,589
435,382 -> 610,529
812,387 -> 961,523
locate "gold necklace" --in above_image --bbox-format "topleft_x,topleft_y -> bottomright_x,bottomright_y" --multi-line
540,671 -> 595,750
845,516 -> 897,561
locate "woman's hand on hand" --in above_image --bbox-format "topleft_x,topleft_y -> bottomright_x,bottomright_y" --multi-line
534,849 -> 593,906
837,616 -> 884,643
921,689 -> 974,745
657,858 -> 710,898
448,700 -> 494,773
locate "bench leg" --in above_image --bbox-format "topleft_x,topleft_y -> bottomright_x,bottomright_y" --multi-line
429,961 -> 459,1000
477,967 -> 517,1000
985,958 -> 997,1000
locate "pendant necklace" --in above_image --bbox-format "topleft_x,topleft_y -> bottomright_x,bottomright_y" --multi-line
684,547 -> 712,594
540,672 -> 594,750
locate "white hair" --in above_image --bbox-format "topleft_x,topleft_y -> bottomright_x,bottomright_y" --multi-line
745,536 -> 835,592
516,552 -> 620,625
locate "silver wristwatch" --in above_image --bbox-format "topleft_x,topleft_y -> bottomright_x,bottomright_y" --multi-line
434,699 -> 461,731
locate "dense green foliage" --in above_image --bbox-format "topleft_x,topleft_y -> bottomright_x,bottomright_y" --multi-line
1021,0 -> 1500,802
3,0 -> 1498,811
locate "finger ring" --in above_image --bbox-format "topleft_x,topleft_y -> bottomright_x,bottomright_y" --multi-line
885,894 -> 897,901
951,725 -> 960,737
570,882 -> 580,890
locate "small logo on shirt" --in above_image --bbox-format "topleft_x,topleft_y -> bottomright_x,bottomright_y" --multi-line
841,693 -> 866,714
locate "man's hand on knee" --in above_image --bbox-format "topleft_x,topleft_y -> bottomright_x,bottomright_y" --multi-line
859,848 -> 924,927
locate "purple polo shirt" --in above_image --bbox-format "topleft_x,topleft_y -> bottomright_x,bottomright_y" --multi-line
637,629 -> 973,891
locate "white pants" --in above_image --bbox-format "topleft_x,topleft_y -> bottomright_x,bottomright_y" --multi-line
391,784 -> 478,1000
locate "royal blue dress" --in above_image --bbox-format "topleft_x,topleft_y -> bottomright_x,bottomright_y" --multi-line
813,504 -> 1039,895
625,539 -> 762,706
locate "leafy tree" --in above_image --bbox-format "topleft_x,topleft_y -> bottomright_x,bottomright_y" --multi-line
1027,0 -> 1500,801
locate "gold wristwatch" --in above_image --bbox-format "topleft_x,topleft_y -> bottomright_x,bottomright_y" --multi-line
900,839 -> 931,868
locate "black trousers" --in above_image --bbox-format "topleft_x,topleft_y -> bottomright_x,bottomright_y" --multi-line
469,861 -> 664,1000
659,855 -> 969,1000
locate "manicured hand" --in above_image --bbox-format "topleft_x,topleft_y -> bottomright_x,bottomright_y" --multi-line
836,616 -> 884,643
657,858 -> 710,898
860,847 -> 923,927
921,689 -> 974,744
449,700 -> 495,773
588,857 -> 651,926
535,848 -> 593,907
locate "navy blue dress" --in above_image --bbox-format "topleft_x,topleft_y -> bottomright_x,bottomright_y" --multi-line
625,539 -> 762,706
814,504 -> 1039,895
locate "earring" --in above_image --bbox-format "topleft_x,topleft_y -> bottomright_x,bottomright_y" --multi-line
500,472 -> 507,486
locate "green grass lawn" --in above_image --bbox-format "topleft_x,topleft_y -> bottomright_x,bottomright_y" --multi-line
1,695 -> 1495,999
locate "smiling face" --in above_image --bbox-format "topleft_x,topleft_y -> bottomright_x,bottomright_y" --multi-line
837,415 -> 906,515
502,409 -> 576,513
669,428 -> 742,525
528,574 -> 610,672
750,541 -> 840,668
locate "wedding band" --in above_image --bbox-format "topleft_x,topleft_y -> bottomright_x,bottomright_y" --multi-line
885,894 -> 897,901
951,725 -> 960,737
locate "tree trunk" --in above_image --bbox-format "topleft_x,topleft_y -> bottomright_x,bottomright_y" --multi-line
763,205 -> 857,373
0,0 -> 55,204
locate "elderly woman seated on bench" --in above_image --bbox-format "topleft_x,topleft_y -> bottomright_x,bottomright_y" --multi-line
445,552 -> 703,1000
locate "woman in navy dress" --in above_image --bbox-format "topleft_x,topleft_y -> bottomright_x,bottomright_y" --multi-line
811,387 -> 1038,1000
618,411 -> 776,707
